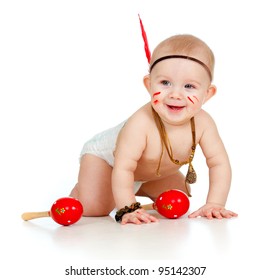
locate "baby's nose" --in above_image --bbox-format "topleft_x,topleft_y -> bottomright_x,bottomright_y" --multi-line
169,89 -> 184,99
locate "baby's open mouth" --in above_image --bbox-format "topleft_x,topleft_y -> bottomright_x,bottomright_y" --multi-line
167,105 -> 184,111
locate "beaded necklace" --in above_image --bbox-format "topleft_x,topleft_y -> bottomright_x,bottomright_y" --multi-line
152,107 -> 197,196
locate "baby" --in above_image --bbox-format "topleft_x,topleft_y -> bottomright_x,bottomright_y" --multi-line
70,33 -> 238,225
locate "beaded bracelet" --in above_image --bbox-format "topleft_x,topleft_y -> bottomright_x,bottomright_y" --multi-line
115,202 -> 142,222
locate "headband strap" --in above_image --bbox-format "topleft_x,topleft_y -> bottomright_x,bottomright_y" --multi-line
150,55 -> 212,81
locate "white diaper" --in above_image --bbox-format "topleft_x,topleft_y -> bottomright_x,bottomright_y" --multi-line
80,121 -> 126,166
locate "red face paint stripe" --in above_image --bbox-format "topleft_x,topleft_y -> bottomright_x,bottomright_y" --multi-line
188,96 -> 194,104
153,92 -> 161,97
153,100 -> 159,104
193,96 -> 199,102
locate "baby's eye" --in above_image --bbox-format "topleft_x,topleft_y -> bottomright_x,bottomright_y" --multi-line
161,80 -> 172,86
185,84 -> 195,89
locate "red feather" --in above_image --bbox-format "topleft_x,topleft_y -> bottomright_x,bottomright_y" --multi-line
138,14 -> 151,64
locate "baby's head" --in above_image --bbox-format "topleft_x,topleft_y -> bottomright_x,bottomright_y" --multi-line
150,35 -> 215,81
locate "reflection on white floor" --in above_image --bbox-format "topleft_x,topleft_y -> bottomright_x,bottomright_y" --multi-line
2,193 -> 269,280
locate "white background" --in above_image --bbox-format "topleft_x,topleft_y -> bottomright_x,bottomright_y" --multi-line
1,0 -> 270,279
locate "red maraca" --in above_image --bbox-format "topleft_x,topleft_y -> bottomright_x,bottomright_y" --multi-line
21,197 -> 83,226
142,189 -> 190,219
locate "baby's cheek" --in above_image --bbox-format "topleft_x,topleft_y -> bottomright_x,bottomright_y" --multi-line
187,96 -> 203,114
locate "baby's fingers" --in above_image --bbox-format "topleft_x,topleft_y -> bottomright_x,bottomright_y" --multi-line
188,209 -> 202,218
139,212 -> 159,223
121,210 -> 158,225
121,213 -> 141,225
220,209 -> 238,218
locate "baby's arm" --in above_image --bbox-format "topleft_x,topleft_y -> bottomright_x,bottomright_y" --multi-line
189,113 -> 237,219
112,116 -> 158,224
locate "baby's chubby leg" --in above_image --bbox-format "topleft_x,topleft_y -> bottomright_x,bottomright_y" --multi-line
70,154 -> 115,216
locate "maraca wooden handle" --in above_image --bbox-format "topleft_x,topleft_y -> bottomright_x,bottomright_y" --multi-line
21,211 -> 50,221
141,203 -> 155,211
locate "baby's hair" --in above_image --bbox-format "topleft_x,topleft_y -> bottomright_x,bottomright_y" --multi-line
150,34 -> 215,80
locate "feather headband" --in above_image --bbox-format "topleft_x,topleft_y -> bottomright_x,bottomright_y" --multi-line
138,15 -> 212,80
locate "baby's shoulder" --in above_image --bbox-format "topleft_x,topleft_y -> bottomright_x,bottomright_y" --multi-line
125,103 -> 154,129
195,110 -> 217,133
196,109 -> 215,123
118,103 -> 153,140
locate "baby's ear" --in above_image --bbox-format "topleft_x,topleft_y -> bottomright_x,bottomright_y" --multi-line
143,74 -> 151,93
204,84 -> 217,103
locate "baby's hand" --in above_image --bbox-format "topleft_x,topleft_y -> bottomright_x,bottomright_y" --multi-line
188,203 -> 238,219
121,209 -> 159,225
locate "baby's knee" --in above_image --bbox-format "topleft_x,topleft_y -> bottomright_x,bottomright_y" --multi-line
69,184 -> 114,217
